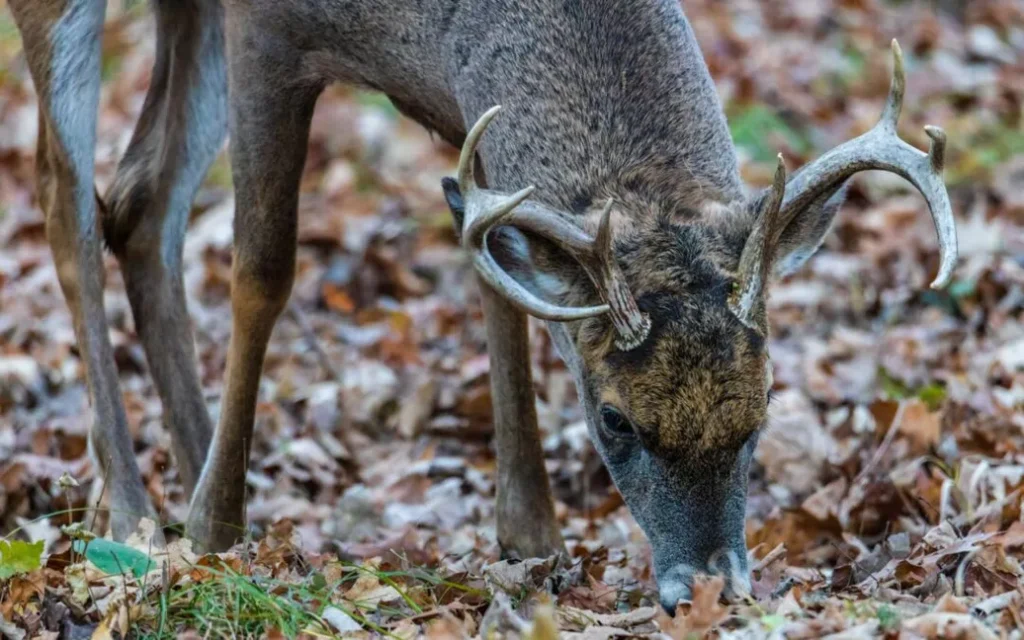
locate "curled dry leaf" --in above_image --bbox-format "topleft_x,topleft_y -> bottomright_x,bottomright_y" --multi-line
482,557 -> 560,597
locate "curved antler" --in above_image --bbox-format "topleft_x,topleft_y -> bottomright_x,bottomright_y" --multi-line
775,40 -> 957,288
442,106 -> 650,350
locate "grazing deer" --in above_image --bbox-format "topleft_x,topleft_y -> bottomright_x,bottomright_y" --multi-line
7,0 -> 956,610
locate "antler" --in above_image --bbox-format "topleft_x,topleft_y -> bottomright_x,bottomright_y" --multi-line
731,155 -> 787,329
774,40 -> 957,288
442,106 -> 650,350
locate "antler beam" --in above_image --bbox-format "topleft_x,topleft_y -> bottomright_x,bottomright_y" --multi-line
776,40 -> 957,288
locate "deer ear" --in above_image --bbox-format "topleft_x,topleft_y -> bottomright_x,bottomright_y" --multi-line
484,225 -> 600,310
767,181 -> 848,277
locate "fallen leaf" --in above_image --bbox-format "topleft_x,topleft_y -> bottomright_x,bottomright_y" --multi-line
322,605 -> 362,633
0,539 -> 43,580
659,575 -> 728,639
901,612 -> 999,640
899,400 -> 942,453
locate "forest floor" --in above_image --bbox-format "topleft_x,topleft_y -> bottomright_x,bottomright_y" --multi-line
1,1 -> 1023,638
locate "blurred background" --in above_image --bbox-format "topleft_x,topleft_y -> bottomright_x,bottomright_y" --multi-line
0,0 -> 1022,615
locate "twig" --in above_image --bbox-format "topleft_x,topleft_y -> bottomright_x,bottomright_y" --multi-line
940,478 -> 955,523
752,543 -> 787,573
109,551 -> 134,632
286,302 -> 363,482
286,303 -> 339,380
967,460 -> 990,513
384,601 -> 488,629
770,576 -> 798,599
855,400 -> 906,484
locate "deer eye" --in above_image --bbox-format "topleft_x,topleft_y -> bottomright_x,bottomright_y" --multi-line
600,405 -> 635,438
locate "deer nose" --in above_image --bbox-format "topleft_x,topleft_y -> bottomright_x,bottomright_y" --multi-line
657,565 -> 695,615
659,587 -> 692,615
657,562 -> 752,614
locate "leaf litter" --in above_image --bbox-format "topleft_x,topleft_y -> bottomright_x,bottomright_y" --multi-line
1,0 -> 1023,637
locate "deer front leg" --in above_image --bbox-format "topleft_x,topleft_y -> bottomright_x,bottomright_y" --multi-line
8,0 -> 157,541
104,0 -> 225,499
185,25 -> 322,551
480,282 -> 565,560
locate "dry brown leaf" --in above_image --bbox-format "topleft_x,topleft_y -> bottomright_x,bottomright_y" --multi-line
658,575 -> 727,639
803,477 -> 847,521
933,593 -> 970,614
482,557 -> 556,596
343,560 -> 402,609
899,400 -> 942,453
558,606 -> 658,633
756,389 -> 833,494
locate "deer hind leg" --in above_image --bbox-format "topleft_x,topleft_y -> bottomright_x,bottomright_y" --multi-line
186,25 -> 323,551
479,284 -> 565,560
103,0 -> 226,499
7,0 -> 156,540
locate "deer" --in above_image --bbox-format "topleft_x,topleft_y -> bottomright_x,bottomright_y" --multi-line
6,0 -> 956,611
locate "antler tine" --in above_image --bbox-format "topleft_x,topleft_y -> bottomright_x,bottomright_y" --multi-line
732,155 -> 787,329
925,125 -> 946,173
458,105 -> 502,194
463,185 -> 535,251
490,196 -> 651,347
593,199 -> 651,350
879,39 -> 905,133
775,39 -> 958,289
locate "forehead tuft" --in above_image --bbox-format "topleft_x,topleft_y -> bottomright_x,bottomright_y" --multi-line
578,214 -> 768,458
615,305 -> 768,457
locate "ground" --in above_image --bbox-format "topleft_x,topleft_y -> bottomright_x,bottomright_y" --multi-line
0,1 -> 1023,638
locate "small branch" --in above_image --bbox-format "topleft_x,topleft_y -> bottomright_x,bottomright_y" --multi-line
285,303 -> 363,483
286,303 -> 339,380
752,543 -> 787,574
855,400 -> 906,484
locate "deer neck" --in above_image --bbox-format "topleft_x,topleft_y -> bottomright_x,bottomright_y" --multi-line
430,0 -> 744,216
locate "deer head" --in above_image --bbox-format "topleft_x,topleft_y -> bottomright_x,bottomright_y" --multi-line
443,40 -> 955,609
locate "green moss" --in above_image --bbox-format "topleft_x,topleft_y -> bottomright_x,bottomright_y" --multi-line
728,104 -> 812,164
